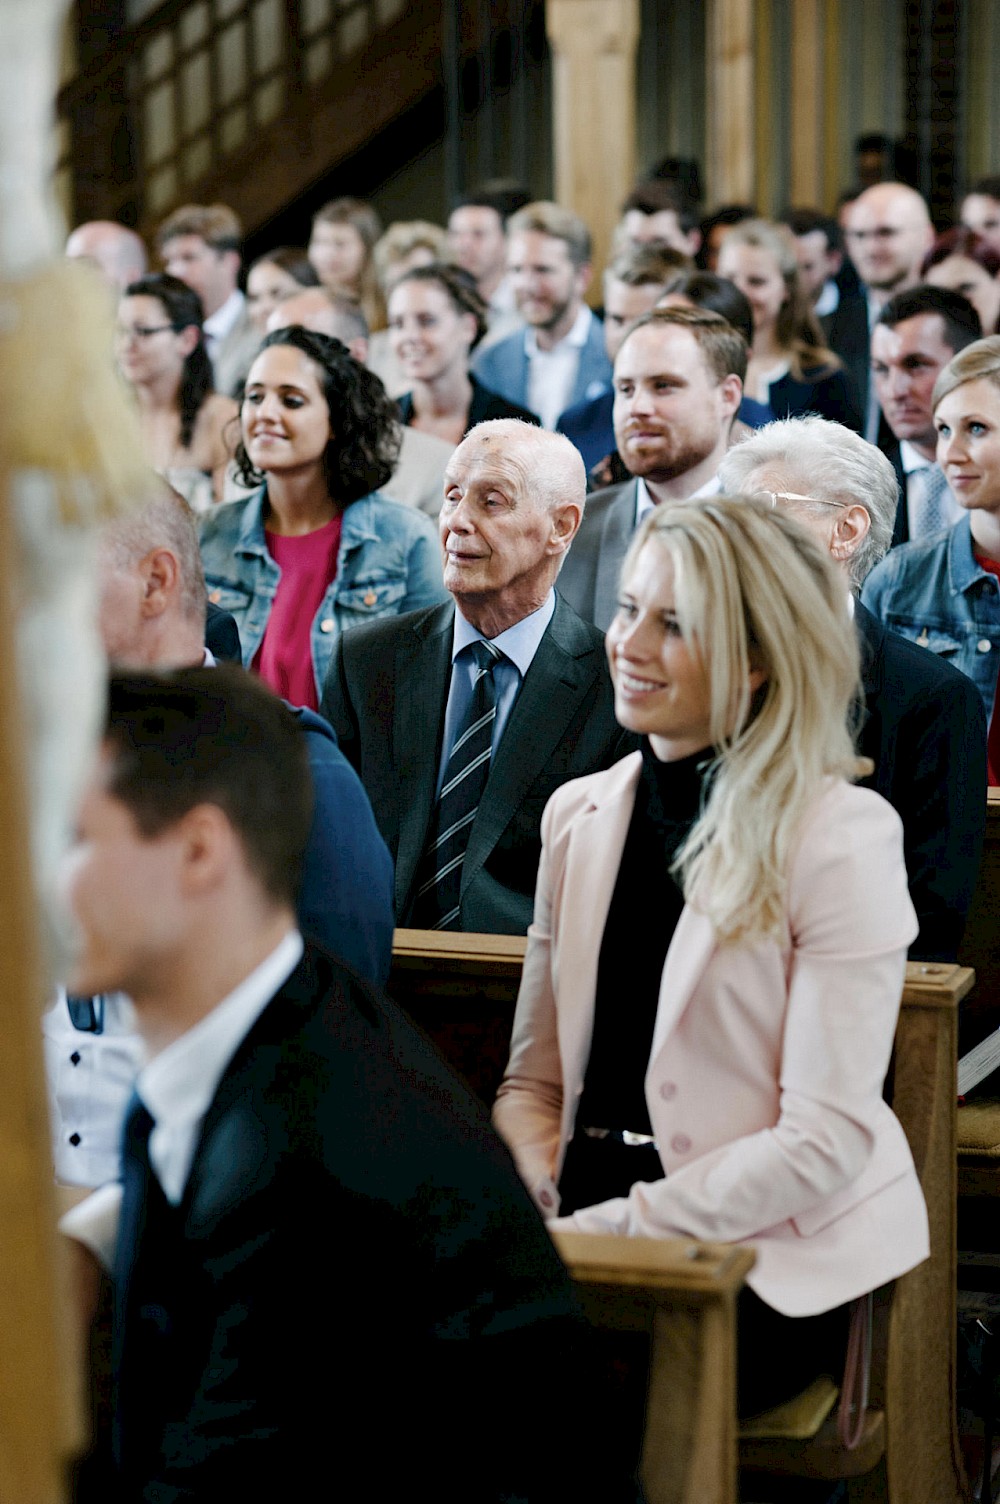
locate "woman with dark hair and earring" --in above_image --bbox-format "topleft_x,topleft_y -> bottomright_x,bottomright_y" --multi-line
199,326 -> 445,709
116,273 -> 238,509
389,263 -> 540,445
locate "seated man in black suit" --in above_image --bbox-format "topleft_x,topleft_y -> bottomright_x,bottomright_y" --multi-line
322,419 -> 636,933
719,415 -> 986,960
870,285 -> 981,546
63,669 -> 611,1501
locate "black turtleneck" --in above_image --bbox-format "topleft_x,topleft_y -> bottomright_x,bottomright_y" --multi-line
575,739 -> 711,1138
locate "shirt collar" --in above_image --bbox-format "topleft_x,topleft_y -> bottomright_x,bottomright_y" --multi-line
138,929 -> 303,1135
452,589 -> 556,678
204,288 -> 245,342
899,438 -> 938,475
634,471 -> 721,525
524,304 -> 592,358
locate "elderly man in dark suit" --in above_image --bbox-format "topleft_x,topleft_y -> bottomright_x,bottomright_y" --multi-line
719,415 -> 986,961
322,419 -> 635,934
64,668 -> 609,1501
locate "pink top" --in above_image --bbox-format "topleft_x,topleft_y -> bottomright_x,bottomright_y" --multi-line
252,515 -> 342,709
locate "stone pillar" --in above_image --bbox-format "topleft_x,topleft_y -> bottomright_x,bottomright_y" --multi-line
705,0 -> 755,205
789,0 -> 823,206
545,0 -> 641,285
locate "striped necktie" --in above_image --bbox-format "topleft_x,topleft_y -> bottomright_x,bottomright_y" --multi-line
411,639 -> 502,930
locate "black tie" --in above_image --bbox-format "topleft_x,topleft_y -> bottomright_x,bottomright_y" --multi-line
112,1092 -> 156,1470
411,639 -> 502,929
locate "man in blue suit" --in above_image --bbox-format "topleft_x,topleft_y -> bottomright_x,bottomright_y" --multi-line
472,200 -> 612,430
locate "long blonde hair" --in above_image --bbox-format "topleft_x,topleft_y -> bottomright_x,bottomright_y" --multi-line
622,497 -> 865,942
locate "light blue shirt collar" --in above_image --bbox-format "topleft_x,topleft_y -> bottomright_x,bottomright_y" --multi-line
452,589 -> 556,677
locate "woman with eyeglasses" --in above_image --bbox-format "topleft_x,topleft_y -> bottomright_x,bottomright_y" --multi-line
116,273 -> 238,510
495,496 -> 927,1424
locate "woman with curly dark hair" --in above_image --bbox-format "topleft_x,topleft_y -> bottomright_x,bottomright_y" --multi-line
199,326 -> 446,708
116,273 -> 238,509
390,263 -> 540,445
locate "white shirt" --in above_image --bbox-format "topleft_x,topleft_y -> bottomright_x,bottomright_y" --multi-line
44,991 -> 145,1188
525,305 -> 595,430
140,929 -> 303,1204
814,279 -> 840,319
203,288 -> 246,360
634,472 -> 722,527
899,440 -> 963,536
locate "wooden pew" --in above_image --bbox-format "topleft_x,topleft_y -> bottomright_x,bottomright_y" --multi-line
390,932 -> 973,1504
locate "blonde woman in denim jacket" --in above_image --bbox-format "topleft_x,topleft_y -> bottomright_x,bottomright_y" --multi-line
200,326 -> 445,708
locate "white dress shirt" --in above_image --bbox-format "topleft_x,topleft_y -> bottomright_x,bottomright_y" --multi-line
526,305 -> 595,430
634,472 -> 722,527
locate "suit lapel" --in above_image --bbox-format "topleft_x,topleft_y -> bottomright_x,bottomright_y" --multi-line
462,599 -> 599,883
648,906 -> 718,1067
393,605 -> 453,913
593,481 -> 637,630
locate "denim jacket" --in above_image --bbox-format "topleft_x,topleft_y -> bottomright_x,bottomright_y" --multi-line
199,486 -> 447,703
860,515 -> 1000,720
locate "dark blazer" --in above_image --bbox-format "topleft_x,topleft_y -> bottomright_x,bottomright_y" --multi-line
204,601 -> 241,663
397,373 -> 540,435
557,479 -> 638,633
854,600 -> 986,961
822,290 -> 871,419
321,595 -> 636,932
113,942 -> 599,1501
768,360 -> 863,433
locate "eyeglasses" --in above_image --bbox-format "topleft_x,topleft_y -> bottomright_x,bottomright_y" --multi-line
114,323 -> 177,341
759,490 -> 848,511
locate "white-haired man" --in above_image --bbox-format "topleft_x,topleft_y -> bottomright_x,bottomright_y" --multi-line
719,416 -> 985,961
321,420 -> 635,933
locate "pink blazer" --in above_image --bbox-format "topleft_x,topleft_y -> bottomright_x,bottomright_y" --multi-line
493,753 -> 930,1317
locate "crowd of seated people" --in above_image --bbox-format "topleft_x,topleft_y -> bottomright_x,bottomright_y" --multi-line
57,147 -> 1000,1498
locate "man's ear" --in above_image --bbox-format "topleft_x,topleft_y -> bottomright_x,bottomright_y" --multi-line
830,503 -> 871,562
138,547 -> 180,618
719,373 -> 743,421
549,500 -> 582,553
176,803 -> 240,897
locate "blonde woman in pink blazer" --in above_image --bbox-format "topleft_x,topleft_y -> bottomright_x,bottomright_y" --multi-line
494,496 -> 929,1413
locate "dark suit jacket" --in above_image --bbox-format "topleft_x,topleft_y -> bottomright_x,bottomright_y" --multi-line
321,595 -> 636,932
557,478 -> 637,633
822,290 -> 871,420
397,373 -> 541,435
112,943 -> 598,1501
885,440 -> 909,547
854,600 -> 986,960
204,601 -> 241,663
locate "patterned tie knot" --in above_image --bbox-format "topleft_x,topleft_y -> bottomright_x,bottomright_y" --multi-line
468,638 -> 502,676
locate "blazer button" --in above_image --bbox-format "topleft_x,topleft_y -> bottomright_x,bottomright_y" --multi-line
539,1189 -> 553,1208
670,1133 -> 691,1155
319,618 -> 335,633
659,1081 -> 677,1101
978,639 -> 992,653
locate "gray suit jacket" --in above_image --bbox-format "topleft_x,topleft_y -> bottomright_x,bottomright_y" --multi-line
320,594 -> 636,933
212,297 -> 262,398
557,479 -> 637,633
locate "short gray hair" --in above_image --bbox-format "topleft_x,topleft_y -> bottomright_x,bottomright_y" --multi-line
101,476 -> 207,627
718,416 -> 899,586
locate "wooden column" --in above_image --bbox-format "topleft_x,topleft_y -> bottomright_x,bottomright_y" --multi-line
705,0 -> 755,206
789,0 -> 823,205
545,0 -> 640,285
